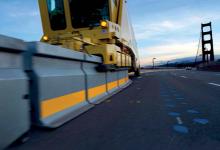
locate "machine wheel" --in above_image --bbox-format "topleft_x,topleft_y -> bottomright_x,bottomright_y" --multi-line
134,68 -> 141,76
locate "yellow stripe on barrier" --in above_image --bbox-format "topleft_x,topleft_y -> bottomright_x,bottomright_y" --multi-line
41,90 -> 85,119
41,77 -> 129,119
107,80 -> 118,91
119,78 -> 126,85
88,84 -> 106,99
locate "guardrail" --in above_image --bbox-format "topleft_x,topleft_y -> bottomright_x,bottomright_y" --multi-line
0,35 -> 131,149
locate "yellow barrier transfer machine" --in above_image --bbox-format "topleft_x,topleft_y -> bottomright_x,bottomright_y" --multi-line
39,0 -> 140,75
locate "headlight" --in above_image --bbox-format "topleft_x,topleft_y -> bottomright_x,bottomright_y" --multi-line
100,20 -> 108,28
43,35 -> 49,41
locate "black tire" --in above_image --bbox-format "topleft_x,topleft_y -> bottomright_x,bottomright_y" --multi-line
135,68 -> 141,76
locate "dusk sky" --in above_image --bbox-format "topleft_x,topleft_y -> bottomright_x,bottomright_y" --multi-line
0,0 -> 220,65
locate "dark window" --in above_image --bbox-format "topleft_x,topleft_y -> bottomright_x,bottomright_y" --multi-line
69,0 -> 110,29
47,0 -> 67,30
113,0 -> 117,6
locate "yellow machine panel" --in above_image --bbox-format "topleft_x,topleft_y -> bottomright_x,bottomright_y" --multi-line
39,0 -> 140,75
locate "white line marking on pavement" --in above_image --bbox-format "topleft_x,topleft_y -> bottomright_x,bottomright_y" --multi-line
176,117 -> 183,125
208,83 -> 220,87
216,74 -> 220,76
180,76 -> 187,79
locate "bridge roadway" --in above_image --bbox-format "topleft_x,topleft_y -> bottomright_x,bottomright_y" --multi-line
9,69 -> 220,150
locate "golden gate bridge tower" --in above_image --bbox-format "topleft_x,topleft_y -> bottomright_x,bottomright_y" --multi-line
201,22 -> 215,63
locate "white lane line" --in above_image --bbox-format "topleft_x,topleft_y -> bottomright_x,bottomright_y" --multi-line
180,76 -> 187,79
216,74 -> 220,76
208,83 -> 220,87
176,117 -> 183,125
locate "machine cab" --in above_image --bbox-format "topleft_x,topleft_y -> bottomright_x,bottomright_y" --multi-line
39,0 -> 121,43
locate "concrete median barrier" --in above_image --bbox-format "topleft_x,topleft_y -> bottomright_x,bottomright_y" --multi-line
0,35 -> 30,149
27,42 -> 94,128
27,42 -> 131,128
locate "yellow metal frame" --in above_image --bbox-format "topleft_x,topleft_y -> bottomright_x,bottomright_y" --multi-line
38,0 -> 134,68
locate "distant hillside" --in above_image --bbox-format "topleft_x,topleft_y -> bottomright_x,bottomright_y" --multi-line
142,55 -> 220,68
171,55 -> 220,64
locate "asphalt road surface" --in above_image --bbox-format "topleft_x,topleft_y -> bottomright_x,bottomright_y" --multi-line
9,69 -> 220,150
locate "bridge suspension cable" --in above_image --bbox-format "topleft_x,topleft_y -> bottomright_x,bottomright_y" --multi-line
195,30 -> 202,64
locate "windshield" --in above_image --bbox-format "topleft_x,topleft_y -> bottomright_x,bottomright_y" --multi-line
69,0 -> 110,29
47,0 -> 67,30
